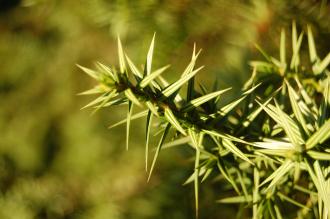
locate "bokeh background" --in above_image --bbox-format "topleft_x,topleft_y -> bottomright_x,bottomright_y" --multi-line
0,0 -> 329,218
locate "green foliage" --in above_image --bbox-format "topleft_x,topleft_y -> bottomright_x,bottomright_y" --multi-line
80,24 -> 330,218
1,0 -> 330,218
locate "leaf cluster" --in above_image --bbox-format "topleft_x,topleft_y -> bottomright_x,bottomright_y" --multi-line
79,24 -> 330,218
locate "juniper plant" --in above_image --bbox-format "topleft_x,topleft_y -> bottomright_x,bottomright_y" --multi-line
78,23 -> 330,219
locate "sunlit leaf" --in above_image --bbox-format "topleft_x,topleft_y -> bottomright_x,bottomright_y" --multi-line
313,161 -> 330,212
162,136 -> 190,149
145,101 -> 159,116
124,88 -> 142,107
117,36 -> 126,74
77,64 -> 100,80
286,81 -> 310,135
307,25 -> 318,64
295,76 -> 318,120
260,160 -> 294,190
315,52 -> 330,74
140,65 -> 170,88
275,101 -> 304,148
145,33 -> 155,76
217,195 -> 252,203
79,26 -> 330,218
181,45 -> 202,78
92,90 -> 117,114
81,93 -> 109,110
257,100 -> 304,149
162,66 -> 204,98
222,138 -> 252,164
164,107 -> 186,135
290,31 -> 303,70
182,88 -> 231,112
99,97 -> 127,107
108,110 -> 148,129
253,139 -> 294,150
78,85 -> 107,96
290,21 -> 300,69
306,119 -> 330,149
307,151 -> 330,160
95,61 -> 115,78
126,54 -> 143,79
186,44 -> 199,101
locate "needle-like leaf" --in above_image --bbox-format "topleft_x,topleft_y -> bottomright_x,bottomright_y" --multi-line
319,77 -> 330,126
277,192 -> 310,210
126,101 -> 133,150
182,88 -> 231,112
253,167 -> 260,219
257,101 -> 304,148
99,98 -> 127,108
108,110 -> 148,129
260,160 -> 294,190
117,37 -> 126,74
78,85 -> 107,96
203,129 -> 249,145
307,25 -> 318,64
145,101 -> 159,116
148,123 -> 171,182
145,111 -> 153,171
274,100 -> 304,148
242,95 -> 274,128
77,64 -> 100,80
217,195 -> 252,204
222,138 -> 252,164
188,129 -> 201,218
306,119 -> 330,149
124,88 -> 142,107
140,65 -> 170,88
291,21 -> 299,69
307,151 -> 330,160
280,28 -> 286,70
295,77 -> 318,119
290,31 -> 303,70
95,61 -> 115,78
313,161 -> 330,213
253,139 -> 294,150
92,90 -> 117,114
145,33 -> 155,76
216,160 -> 240,194
274,204 -> 283,219
126,54 -> 143,79
315,52 -> 330,74
81,93 -> 109,109
286,81 -> 310,135
186,44 -> 199,101
162,66 -> 204,98
164,107 -> 186,135
162,136 -> 190,149
255,43 -> 271,61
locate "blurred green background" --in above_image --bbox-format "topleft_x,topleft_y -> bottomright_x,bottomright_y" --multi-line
0,0 -> 329,218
